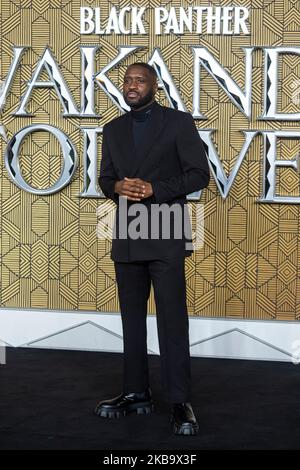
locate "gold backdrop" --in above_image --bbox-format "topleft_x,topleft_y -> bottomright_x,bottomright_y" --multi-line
0,0 -> 300,319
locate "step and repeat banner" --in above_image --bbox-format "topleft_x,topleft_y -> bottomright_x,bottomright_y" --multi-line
0,0 -> 299,322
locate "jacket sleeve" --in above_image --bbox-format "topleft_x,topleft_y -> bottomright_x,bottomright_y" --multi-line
99,124 -> 119,204
151,113 -> 210,203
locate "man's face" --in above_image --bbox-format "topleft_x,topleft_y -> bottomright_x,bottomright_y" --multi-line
123,66 -> 157,110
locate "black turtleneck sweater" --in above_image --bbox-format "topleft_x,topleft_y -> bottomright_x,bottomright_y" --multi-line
130,100 -> 155,152
129,100 -> 156,202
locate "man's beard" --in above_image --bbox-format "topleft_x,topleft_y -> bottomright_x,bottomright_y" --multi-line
124,89 -> 154,110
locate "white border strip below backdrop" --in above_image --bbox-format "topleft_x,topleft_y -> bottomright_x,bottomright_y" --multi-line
0,308 -> 300,363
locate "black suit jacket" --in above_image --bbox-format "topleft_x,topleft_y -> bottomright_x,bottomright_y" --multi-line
99,100 -> 210,262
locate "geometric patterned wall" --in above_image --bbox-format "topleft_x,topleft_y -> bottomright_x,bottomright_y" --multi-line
0,0 -> 300,320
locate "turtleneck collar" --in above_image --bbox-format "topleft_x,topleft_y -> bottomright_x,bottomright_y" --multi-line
130,100 -> 156,121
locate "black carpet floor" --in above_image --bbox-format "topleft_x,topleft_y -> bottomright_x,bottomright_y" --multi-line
0,347 -> 300,450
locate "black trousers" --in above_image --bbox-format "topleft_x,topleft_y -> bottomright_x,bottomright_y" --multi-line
114,256 -> 191,403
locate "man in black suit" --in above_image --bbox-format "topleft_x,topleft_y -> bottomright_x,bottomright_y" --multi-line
95,63 -> 210,435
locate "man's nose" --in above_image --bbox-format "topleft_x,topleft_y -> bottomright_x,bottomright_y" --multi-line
128,79 -> 139,88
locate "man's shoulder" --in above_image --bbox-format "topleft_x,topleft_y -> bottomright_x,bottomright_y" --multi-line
161,105 -> 193,121
103,112 -> 128,132
156,103 -> 195,128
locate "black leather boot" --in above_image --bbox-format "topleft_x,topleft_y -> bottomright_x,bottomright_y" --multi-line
94,388 -> 154,418
170,402 -> 199,435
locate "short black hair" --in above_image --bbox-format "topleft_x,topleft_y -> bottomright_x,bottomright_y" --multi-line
127,62 -> 157,81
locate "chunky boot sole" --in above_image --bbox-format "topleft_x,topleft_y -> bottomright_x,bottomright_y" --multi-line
170,417 -> 199,436
95,402 -> 154,419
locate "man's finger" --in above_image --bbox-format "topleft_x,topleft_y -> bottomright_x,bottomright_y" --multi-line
125,177 -> 145,186
122,189 -> 144,198
124,183 -> 145,192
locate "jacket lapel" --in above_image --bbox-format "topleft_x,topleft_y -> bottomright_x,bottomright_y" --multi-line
114,101 -> 166,177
